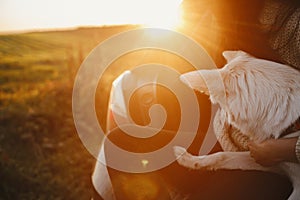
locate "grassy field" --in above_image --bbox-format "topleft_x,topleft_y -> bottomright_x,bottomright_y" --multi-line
0,24 -> 199,199
0,25 -> 143,200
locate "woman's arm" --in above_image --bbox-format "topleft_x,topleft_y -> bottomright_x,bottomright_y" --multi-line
248,136 -> 300,166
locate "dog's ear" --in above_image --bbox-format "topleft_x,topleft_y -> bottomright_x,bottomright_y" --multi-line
222,50 -> 248,62
180,69 -> 226,104
180,70 -> 227,105
180,71 -> 209,95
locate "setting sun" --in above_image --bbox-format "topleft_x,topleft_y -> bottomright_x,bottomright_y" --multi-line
131,0 -> 183,29
0,0 -> 183,33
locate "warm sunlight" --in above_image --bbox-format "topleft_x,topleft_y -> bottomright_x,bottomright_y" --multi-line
0,0 -> 183,33
96,0 -> 183,29
134,0 -> 183,29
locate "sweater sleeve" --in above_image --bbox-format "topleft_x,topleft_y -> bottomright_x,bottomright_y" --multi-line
296,136 -> 300,163
213,108 -> 249,152
261,3 -> 300,69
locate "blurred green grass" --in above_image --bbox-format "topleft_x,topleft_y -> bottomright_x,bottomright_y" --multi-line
0,25 -> 139,200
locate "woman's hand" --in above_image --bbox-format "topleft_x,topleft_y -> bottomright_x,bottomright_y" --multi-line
248,137 -> 298,167
248,139 -> 282,166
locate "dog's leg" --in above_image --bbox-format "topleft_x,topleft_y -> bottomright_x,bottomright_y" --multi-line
174,146 -> 274,172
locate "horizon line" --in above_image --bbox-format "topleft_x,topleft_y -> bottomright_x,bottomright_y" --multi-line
0,23 -> 143,35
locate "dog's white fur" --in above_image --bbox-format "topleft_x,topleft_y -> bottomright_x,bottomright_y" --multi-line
174,50 -> 300,200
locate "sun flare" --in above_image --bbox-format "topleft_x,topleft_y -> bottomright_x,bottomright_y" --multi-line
0,0 -> 184,33
97,0 -> 184,29
139,0 -> 184,29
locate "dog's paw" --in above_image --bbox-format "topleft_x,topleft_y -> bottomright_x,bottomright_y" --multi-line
173,146 -> 202,169
173,146 -> 187,158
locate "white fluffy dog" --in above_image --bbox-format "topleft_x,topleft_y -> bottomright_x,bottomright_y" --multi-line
174,50 -> 300,200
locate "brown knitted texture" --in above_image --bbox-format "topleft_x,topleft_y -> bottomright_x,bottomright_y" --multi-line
261,2 -> 300,69
213,109 -> 249,152
296,137 -> 300,163
228,125 -> 249,151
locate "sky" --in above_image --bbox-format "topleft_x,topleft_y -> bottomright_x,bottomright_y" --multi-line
0,0 -> 183,33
